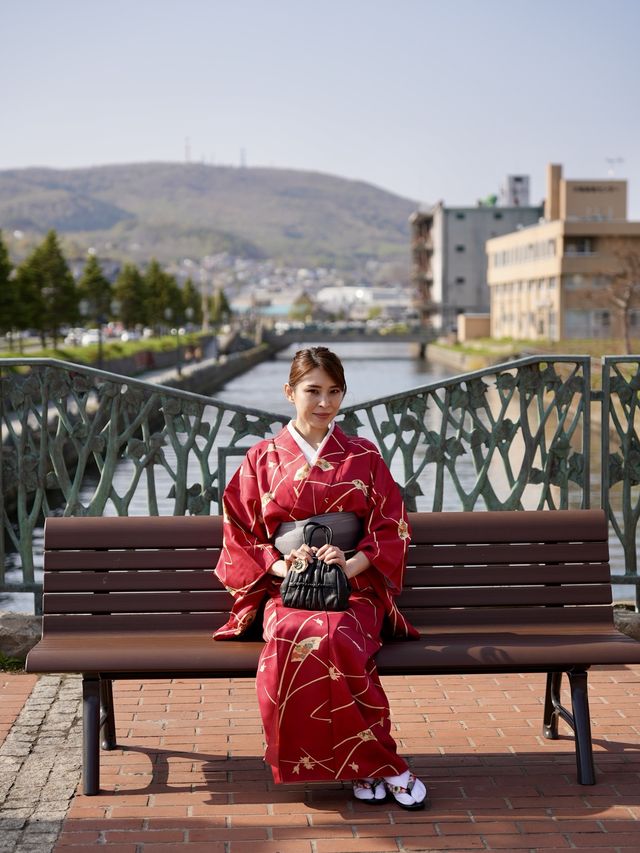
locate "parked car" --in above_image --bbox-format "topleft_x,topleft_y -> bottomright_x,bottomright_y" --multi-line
64,328 -> 85,346
81,329 -> 101,346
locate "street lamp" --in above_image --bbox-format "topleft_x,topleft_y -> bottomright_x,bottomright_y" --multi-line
164,307 -> 180,376
200,271 -> 210,334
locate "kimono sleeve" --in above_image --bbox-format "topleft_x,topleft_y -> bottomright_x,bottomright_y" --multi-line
215,446 -> 281,596
356,447 -> 411,595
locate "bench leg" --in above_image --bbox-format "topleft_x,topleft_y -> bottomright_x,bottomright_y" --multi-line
82,676 -> 101,796
568,669 -> 596,786
100,679 -> 117,750
543,672 -> 562,739
542,670 -> 596,785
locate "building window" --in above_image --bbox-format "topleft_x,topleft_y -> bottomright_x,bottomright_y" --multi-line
564,310 -> 592,338
455,244 -> 465,252
565,237 -> 594,255
455,212 -> 465,220
564,274 -> 584,291
494,212 -> 503,220
455,276 -> 466,285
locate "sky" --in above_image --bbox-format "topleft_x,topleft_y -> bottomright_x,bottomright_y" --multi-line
3,0 -> 640,216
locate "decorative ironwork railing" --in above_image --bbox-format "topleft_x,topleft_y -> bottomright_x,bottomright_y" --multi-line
339,354 -> 591,515
602,356 -> 640,587
1,354 -> 639,612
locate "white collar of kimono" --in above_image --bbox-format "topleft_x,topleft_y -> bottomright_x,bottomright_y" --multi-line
287,419 -> 335,465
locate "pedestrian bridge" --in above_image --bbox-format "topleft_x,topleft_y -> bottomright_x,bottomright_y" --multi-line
263,325 -> 436,348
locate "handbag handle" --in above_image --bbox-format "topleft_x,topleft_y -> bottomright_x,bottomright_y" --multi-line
302,522 -> 333,549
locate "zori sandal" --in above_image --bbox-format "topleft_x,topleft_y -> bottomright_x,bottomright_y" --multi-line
384,772 -> 428,810
352,777 -> 388,803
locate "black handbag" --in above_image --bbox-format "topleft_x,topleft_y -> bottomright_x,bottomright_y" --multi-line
279,522 -> 351,611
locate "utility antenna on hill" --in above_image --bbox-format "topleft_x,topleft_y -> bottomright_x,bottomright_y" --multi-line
185,137 -> 191,163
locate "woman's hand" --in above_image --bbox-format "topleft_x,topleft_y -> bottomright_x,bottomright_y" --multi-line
269,545 -> 314,578
271,546 -> 371,580
286,545 -> 315,570
315,543 -> 347,572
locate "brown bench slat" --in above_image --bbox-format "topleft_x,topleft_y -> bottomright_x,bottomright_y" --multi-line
45,550 -> 220,571
43,563 -> 611,594
25,633 -> 264,676
38,606 -> 613,640
44,570 -> 225,593
408,541 -> 610,565
42,613 -> 230,633
44,515 -> 223,549
403,563 -> 611,586
376,625 -> 640,673
396,584 -> 612,608
42,590 -> 232,614
407,509 -> 607,543
400,604 -> 614,628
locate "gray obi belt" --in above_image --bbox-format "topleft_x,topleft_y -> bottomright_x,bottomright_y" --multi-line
273,512 -> 363,558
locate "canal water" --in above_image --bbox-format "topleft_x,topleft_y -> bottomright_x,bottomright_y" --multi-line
1,342 -> 632,610
214,341 -> 450,414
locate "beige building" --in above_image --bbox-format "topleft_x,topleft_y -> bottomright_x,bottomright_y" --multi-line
487,164 -> 640,341
410,180 -> 542,333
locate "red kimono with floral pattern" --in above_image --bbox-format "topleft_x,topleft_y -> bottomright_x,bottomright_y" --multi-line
214,424 -> 418,783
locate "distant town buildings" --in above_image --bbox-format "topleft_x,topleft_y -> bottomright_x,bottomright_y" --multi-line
170,254 -> 414,325
410,178 -> 542,332
487,164 -> 640,340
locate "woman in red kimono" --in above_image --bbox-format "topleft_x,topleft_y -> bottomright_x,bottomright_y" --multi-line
214,347 -> 427,809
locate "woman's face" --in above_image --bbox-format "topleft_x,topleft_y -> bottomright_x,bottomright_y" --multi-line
285,367 -> 344,439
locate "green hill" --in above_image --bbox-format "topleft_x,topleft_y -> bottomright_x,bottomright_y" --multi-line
0,163 -> 419,269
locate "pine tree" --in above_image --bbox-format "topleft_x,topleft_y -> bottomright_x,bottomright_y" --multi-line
210,287 -> 232,326
15,230 -> 78,346
0,231 -> 18,346
78,254 -> 112,324
182,277 -> 202,326
113,263 -> 148,330
145,259 -> 182,330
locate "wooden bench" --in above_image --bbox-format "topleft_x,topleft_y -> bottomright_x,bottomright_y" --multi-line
25,509 -> 640,795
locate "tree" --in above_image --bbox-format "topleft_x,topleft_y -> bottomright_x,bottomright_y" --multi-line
209,288 -> 232,326
0,231 -> 18,347
144,259 -> 182,330
78,254 -> 112,325
182,277 -> 202,326
113,263 -> 148,330
14,230 -> 78,347
605,238 -> 640,354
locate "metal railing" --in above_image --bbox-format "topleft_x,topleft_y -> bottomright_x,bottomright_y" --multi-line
1,354 -> 638,612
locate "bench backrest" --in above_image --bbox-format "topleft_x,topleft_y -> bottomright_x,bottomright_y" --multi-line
43,516 -> 227,634
400,509 -> 612,629
42,509 -> 612,635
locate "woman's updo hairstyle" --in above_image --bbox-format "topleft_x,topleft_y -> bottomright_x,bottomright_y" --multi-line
288,347 -> 347,394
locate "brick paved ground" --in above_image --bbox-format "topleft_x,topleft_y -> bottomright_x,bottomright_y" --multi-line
42,665 -> 640,853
